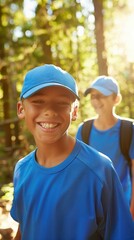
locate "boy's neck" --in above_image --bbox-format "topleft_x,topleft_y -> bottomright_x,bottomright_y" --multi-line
35,135 -> 76,168
94,114 -> 118,130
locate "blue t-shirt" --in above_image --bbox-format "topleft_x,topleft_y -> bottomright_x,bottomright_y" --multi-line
10,140 -> 134,240
76,119 -> 134,205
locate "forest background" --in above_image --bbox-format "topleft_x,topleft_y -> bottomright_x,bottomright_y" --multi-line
0,0 -> 134,237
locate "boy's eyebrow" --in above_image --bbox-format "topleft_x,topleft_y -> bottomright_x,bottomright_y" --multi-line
31,91 -> 73,99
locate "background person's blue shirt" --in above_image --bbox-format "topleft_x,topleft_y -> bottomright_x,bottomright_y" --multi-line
76,119 -> 134,204
10,140 -> 134,240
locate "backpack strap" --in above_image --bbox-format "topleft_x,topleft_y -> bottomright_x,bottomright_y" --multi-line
81,119 -> 94,144
120,119 -> 133,169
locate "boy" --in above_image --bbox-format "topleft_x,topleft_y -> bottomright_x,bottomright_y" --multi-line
11,65 -> 134,240
76,75 -> 134,219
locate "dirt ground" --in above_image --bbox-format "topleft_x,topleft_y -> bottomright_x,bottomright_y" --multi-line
0,200 -> 18,240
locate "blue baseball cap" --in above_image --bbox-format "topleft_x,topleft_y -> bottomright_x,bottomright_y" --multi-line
84,75 -> 120,96
20,64 -> 80,100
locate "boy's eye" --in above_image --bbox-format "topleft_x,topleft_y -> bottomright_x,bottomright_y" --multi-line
32,100 -> 45,104
90,94 -> 106,100
58,102 -> 70,107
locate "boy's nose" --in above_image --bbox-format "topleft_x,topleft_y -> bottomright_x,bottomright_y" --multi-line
43,105 -> 58,117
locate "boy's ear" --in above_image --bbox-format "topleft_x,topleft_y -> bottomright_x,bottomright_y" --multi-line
17,101 -> 25,119
115,94 -> 122,106
71,105 -> 79,121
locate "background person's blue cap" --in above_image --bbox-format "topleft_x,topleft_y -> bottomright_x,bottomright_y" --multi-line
20,64 -> 80,100
84,75 -> 120,96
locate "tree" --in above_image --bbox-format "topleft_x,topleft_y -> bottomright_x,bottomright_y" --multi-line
92,0 -> 108,75
0,2 -> 12,148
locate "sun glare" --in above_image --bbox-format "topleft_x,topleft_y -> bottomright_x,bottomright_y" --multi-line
111,2 -> 134,63
116,1 -> 134,62
122,14 -> 134,62
23,0 -> 37,19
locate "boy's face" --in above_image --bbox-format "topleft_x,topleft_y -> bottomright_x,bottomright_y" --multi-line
90,89 -> 118,115
17,86 -> 78,145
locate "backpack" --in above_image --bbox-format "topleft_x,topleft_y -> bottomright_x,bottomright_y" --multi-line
81,118 -> 133,172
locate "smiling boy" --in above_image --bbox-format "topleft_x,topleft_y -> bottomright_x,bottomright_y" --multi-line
11,65 -> 134,240
76,76 -> 134,219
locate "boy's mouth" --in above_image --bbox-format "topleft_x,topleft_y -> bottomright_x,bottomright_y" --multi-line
39,123 -> 59,129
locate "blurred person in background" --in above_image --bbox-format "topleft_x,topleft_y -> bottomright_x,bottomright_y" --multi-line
76,75 -> 134,219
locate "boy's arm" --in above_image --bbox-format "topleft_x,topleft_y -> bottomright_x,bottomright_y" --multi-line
13,225 -> 21,240
100,157 -> 134,239
130,159 -> 134,219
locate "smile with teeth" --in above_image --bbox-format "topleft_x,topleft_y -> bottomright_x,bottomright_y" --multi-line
39,123 -> 59,129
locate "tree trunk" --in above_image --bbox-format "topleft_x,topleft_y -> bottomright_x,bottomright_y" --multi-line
93,0 -> 108,75
0,5 -> 12,149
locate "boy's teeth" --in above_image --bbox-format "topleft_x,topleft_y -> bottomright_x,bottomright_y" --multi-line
40,123 -> 57,129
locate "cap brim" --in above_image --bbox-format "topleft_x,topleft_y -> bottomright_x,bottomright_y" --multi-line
84,86 -> 113,96
21,83 -> 80,100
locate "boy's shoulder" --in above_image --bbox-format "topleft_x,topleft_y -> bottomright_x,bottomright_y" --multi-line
14,150 -> 36,173
78,139 -> 112,165
77,140 -> 115,183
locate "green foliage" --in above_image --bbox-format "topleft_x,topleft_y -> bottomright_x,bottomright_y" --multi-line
0,183 -> 13,201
